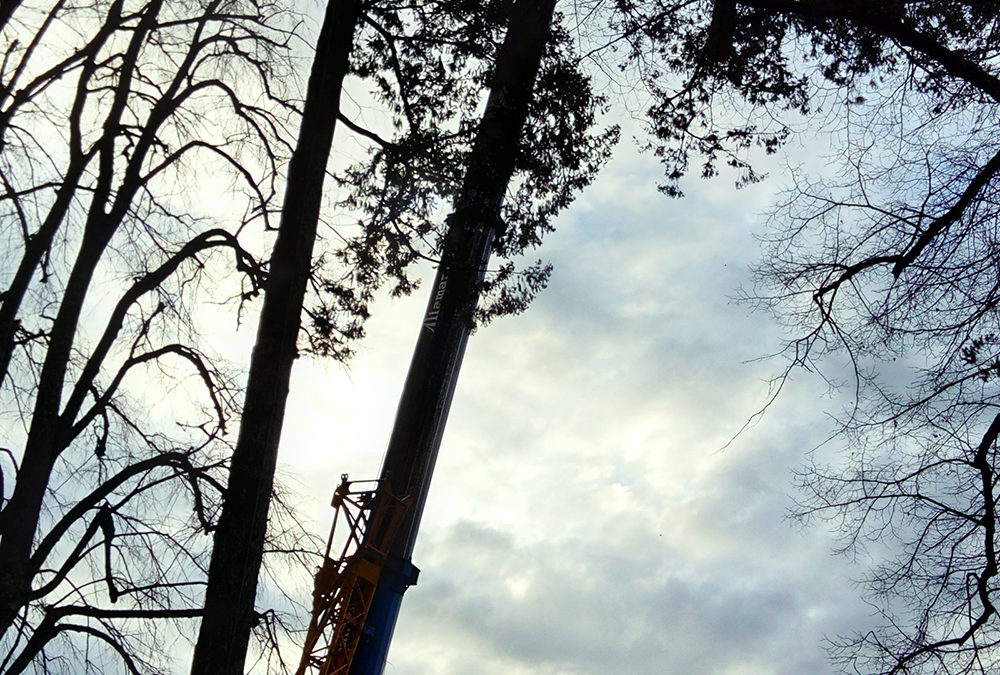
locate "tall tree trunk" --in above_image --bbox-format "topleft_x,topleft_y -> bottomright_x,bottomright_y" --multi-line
189,1 -> 363,672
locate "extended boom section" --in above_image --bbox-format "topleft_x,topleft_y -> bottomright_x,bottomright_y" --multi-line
300,2 -> 558,673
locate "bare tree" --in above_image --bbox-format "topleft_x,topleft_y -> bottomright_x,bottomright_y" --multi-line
604,0 -> 1000,672
0,1 -> 317,671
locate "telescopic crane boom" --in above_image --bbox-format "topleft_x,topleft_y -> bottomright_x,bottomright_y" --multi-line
297,2 -> 557,673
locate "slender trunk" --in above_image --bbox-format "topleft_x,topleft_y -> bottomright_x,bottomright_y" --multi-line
0,225 -> 113,634
189,1 -> 362,672
0,0 -> 123,387
0,156 -> 89,388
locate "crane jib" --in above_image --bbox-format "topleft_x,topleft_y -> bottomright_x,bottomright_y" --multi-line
300,1 -> 558,671
348,205 -> 501,675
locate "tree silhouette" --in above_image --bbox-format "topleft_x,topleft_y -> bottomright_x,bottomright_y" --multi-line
193,1 -> 618,671
0,1 -> 314,670
615,1 -> 1000,671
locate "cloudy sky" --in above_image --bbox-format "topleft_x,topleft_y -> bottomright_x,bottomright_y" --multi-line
0,4 -> 931,674
273,113 -> 883,674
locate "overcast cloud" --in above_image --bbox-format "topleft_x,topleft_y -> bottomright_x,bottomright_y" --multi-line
276,131 -> 882,674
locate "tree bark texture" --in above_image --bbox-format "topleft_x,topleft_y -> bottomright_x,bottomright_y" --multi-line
189,1 -> 363,672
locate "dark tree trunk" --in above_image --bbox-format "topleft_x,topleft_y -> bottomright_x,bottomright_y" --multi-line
189,1 -> 363,672
0,156 -> 89,389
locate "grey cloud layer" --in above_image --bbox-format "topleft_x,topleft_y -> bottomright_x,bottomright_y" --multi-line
282,142 -> 879,674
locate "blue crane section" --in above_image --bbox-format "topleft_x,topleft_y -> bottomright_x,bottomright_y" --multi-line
296,2 -> 557,673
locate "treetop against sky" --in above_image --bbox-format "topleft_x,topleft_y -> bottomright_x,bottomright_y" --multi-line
1,2 -> 999,673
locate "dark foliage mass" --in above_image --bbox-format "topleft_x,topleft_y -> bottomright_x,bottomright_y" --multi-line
612,1 -> 1000,672
0,1 -> 618,671
318,2 -> 618,351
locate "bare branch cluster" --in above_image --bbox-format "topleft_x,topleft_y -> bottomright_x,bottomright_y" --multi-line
577,1 -> 1000,671
0,1 -> 320,671
610,0 -> 1000,671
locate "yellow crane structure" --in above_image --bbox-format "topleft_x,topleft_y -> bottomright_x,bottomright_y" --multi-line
295,477 -> 410,675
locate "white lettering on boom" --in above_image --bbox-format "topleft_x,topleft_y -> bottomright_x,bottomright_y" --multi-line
422,274 -> 448,332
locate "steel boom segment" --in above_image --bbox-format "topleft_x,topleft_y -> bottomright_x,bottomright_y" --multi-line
298,2 -> 558,673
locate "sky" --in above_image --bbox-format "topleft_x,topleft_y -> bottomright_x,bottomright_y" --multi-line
0,4 -> 940,674
274,124 -> 882,674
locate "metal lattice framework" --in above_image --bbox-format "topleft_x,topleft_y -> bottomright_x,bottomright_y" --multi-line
296,475 -> 410,675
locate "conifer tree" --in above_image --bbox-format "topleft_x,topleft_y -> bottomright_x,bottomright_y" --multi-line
192,0 -> 617,671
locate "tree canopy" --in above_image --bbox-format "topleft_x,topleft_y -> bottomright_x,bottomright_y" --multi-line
0,0 -> 619,672
618,1 -> 1000,672
5,0 -> 1000,672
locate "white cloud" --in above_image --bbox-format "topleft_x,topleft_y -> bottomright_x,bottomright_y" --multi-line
276,139 -> 880,673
